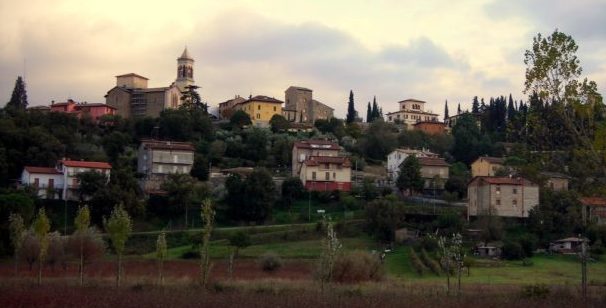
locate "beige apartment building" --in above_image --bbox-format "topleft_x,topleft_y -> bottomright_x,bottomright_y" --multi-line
467,177 -> 539,218
137,139 -> 195,193
299,156 -> 352,191
418,157 -> 450,192
385,99 -> 439,129
292,140 -> 341,176
471,156 -> 505,177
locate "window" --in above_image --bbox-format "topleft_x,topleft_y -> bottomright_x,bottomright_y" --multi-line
496,186 -> 501,194
388,116 -> 392,121
512,199 -> 518,206
496,199 -> 501,205
324,163 -> 329,169
325,172 -> 330,180
33,178 -> 39,188
48,179 -> 54,188
256,114 -> 260,119
333,172 -> 336,179
312,172 -> 316,180
513,188 -> 517,194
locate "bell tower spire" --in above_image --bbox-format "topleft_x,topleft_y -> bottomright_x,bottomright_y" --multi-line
176,46 -> 194,92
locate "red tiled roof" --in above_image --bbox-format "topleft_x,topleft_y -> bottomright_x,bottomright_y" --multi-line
580,197 -> 606,207
77,103 -> 117,109
140,140 -> 195,151
418,157 -> 450,167
116,73 -> 149,80
304,156 -> 351,167
470,176 -> 535,186
414,121 -> 446,126
398,99 -> 426,104
294,140 -> 341,150
24,166 -> 61,174
239,95 -> 284,105
60,160 -> 111,169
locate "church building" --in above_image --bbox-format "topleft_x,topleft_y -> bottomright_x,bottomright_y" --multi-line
105,48 -> 196,118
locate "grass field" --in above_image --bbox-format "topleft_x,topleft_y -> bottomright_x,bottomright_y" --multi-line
385,245 -> 606,285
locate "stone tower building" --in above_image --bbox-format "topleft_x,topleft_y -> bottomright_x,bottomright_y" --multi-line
176,47 -> 195,92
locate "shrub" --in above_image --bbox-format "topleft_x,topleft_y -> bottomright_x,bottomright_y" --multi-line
591,240 -> 604,255
409,247 -> 428,276
258,252 -> 282,272
502,240 -> 524,260
420,249 -> 441,276
331,251 -> 384,283
521,258 -> 534,267
520,284 -> 550,299
420,236 -> 439,252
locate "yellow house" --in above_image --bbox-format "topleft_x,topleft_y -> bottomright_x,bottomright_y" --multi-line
235,95 -> 284,127
471,156 -> 505,177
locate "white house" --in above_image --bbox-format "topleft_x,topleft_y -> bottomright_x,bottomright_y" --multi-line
21,159 -> 111,200
20,166 -> 64,199
385,99 -> 439,129
386,148 -> 438,182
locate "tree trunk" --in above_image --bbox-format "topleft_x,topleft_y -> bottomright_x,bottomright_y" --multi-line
457,263 -> 462,296
159,259 -> 164,286
116,254 -> 122,287
14,253 -> 18,277
38,259 -> 42,285
446,260 -> 450,295
185,204 -> 189,230
80,237 -> 84,286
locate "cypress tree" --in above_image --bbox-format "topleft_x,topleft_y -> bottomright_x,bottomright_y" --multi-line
472,96 -> 480,113
366,102 -> 372,122
444,100 -> 449,121
6,76 -> 28,110
346,90 -> 356,124
371,96 -> 380,120
457,103 -> 461,115
507,94 -> 516,121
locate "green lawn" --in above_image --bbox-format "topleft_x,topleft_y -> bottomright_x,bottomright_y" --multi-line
385,246 -> 606,285
152,236 -> 378,260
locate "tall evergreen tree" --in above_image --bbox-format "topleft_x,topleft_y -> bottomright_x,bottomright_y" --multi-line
457,103 -> 461,115
444,100 -> 449,121
507,94 -> 516,121
6,76 -> 28,110
346,90 -> 357,124
472,96 -> 480,113
371,96 -> 380,120
366,102 -> 372,122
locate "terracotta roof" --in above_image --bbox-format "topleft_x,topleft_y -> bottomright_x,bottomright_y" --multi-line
414,121 -> 445,126
304,156 -> 351,167
24,166 -> 61,174
140,140 -> 195,151
470,176 -> 536,186
240,95 -> 284,105
555,237 -> 586,243
116,73 -> 149,80
77,103 -> 117,109
417,157 -> 450,167
294,140 -> 341,150
476,156 -> 505,164
580,197 -> 606,207
540,171 -> 571,179
60,160 -> 112,169
398,99 -> 426,104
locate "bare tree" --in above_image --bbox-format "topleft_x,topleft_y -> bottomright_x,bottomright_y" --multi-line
156,231 -> 167,286
73,205 -> 91,285
46,232 -> 67,271
20,231 -> 40,271
32,208 -> 51,285
317,216 -> 342,292
67,227 -> 105,285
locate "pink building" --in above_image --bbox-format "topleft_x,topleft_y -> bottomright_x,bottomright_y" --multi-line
50,99 -> 117,122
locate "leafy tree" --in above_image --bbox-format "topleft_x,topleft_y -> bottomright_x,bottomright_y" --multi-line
357,121 -> 398,161
244,128 -> 268,161
190,154 -> 209,181
346,90 -> 357,124
281,177 -> 305,209
76,171 -> 108,202
269,114 -> 289,133
104,205 -> 132,287
226,168 -> 276,223
6,76 -> 28,110
32,208 -> 50,285
20,230 -> 40,270
365,199 -> 406,242
8,213 -> 25,275
396,155 -> 424,195
161,173 -> 195,228
229,231 -> 251,258
200,198 -> 215,287
451,113 -> 484,165
74,205 -> 90,285
230,110 -> 252,129
156,231 -> 167,285
181,85 -> 207,113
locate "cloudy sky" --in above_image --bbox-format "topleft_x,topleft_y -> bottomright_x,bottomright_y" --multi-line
1,0 -> 605,118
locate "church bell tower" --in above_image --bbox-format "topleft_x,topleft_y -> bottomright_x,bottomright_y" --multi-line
176,47 -> 194,92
